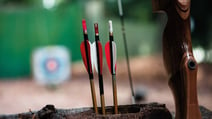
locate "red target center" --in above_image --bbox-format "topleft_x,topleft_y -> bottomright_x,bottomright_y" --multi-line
46,59 -> 58,72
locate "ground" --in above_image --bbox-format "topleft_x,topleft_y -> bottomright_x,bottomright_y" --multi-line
0,55 -> 211,114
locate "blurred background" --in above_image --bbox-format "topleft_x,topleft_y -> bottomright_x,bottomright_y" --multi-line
0,0 -> 211,114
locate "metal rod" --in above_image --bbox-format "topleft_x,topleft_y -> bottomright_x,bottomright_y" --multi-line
117,0 -> 135,104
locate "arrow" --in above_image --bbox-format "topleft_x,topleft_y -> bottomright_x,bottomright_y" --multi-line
117,0 -> 135,104
105,20 -> 118,114
80,19 -> 98,114
92,23 -> 106,115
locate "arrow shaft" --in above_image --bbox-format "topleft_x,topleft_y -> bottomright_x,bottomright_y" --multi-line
112,74 -> 118,114
94,23 -> 105,115
81,20 -> 97,113
99,74 -> 105,115
95,43 -> 105,114
82,20 -> 92,77
84,39 -> 93,79
98,74 -> 104,95
108,20 -> 118,114
95,37 -> 101,75
109,36 -> 114,75
100,94 -> 106,115
90,79 -> 98,114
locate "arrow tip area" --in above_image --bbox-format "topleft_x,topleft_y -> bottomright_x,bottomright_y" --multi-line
80,41 -> 92,74
109,20 -> 113,33
94,23 -> 99,35
82,19 -> 87,32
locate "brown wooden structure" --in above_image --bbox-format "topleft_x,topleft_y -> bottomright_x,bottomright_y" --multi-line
0,104 -> 173,119
152,0 -> 202,119
1,104 -> 211,119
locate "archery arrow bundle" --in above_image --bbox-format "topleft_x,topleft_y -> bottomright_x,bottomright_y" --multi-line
80,20 -> 118,115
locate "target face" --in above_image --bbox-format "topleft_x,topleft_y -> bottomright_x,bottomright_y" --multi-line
32,46 -> 71,85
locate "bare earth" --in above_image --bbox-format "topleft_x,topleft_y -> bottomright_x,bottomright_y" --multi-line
0,55 -> 211,114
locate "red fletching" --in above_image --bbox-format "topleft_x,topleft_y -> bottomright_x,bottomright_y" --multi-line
105,42 -> 112,74
80,40 -> 93,74
105,41 -> 117,74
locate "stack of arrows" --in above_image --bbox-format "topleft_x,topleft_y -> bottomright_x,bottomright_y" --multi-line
80,20 -> 118,115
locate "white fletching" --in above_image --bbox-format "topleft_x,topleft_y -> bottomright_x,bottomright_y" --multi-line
91,42 -> 98,73
109,20 -> 113,33
89,41 -> 95,72
112,41 -> 117,74
118,0 -> 123,16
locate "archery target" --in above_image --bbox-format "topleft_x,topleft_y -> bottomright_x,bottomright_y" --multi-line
32,46 -> 71,85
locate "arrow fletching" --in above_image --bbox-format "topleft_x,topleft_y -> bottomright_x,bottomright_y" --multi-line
105,41 -> 117,74
80,19 -> 93,76
91,43 -> 97,72
80,41 -> 93,74
91,42 -> 103,74
105,20 -> 117,75
92,23 -> 103,75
